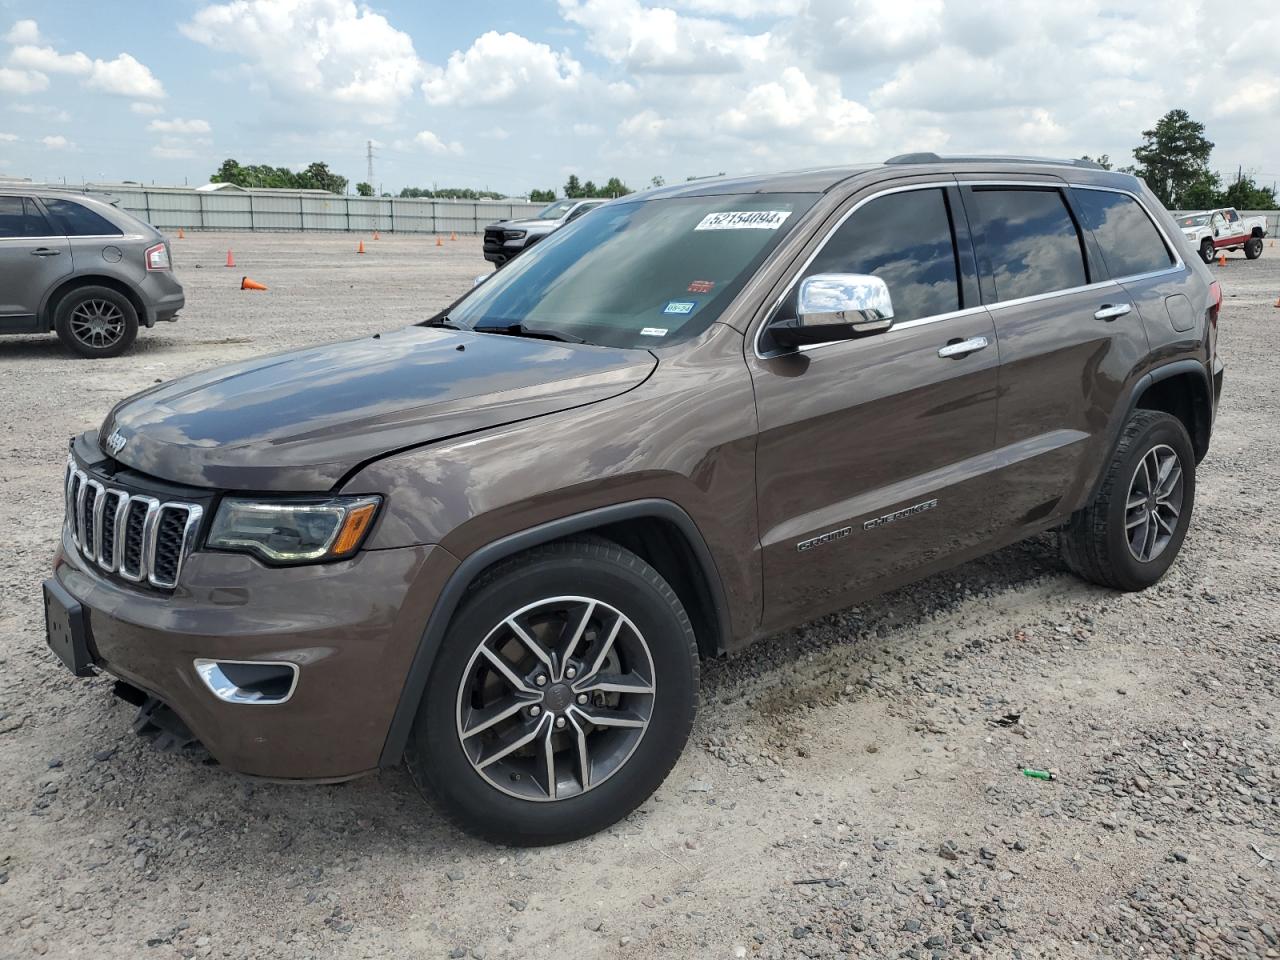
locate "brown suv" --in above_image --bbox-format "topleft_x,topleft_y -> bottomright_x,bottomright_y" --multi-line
43,155 -> 1224,845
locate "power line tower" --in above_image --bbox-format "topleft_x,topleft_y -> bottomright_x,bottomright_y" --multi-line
366,140 -> 375,187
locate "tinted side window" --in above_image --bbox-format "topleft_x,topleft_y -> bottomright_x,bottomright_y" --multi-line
42,197 -> 123,237
1073,189 -> 1174,278
804,188 -> 961,323
969,188 -> 1087,301
0,197 -> 53,238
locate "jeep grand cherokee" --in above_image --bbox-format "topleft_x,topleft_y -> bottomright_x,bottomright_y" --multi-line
44,154 -> 1223,845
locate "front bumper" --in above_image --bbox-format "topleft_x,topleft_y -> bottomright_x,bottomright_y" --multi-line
50,529 -> 457,780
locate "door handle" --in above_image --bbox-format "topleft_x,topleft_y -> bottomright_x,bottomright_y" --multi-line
31,247 -> 62,257
1094,303 -> 1131,321
937,336 -> 989,359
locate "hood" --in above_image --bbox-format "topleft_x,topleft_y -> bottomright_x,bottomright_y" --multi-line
488,218 -> 560,230
102,325 -> 655,491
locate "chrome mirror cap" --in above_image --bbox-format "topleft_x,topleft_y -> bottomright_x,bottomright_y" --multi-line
798,273 -> 895,332
768,273 -> 896,350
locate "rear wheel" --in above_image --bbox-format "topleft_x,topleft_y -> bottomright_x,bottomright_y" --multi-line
54,286 -> 138,358
1198,238 -> 1215,264
1061,410 -> 1195,591
1244,237 -> 1263,260
405,538 -> 699,845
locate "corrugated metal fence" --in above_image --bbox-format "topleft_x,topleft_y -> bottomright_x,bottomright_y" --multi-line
92,186 -> 546,235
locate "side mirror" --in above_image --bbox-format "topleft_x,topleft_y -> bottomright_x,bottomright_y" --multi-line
770,273 -> 895,349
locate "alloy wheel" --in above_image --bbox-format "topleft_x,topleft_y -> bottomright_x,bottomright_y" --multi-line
1125,443 -> 1184,563
455,596 -> 656,802
68,299 -> 126,350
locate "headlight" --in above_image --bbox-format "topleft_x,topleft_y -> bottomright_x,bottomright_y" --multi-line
207,495 -> 381,564
503,230 -> 527,240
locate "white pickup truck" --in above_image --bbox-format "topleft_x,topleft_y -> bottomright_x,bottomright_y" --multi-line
1173,207 -> 1267,263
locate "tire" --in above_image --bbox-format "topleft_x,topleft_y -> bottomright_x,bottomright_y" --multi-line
1061,410 -> 1196,592
1198,239 -> 1215,264
1244,237 -> 1263,260
405,538 -> 699,845
54,285 -> 139,358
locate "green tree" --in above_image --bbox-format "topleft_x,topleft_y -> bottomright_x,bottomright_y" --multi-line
297,161 -> 347,194
1219,173 -> 1277,210
355,181 -> 373,197
649,175 -> 665,188
1180,170 -> 1222,210
602,176 -> 631,197
1079,154 -> 1113,170
1130,109 -> 1215,209
529,188 -> 556,202
563,174 -> 583,198
210,158 -> 247,185
581,180 -> 599,197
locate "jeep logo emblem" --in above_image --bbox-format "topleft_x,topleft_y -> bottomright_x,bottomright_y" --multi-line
105,430 -> 127,455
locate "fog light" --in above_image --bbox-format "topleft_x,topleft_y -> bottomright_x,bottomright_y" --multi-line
194,659 -> 298,704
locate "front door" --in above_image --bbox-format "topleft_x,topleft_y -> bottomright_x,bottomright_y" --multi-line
0,195 -> 71,333
749,183 -> 1000,631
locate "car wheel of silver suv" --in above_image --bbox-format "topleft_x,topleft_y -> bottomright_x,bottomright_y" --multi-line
405,538 -> 699,845
1061,410 -> 1195,591
54,285 -> 139,359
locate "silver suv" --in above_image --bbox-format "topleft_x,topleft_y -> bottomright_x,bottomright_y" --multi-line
0,189 -> 183,357
482,198 -> 608,267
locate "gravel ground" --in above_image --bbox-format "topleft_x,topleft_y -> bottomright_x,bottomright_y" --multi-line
1,232 -> 1278,960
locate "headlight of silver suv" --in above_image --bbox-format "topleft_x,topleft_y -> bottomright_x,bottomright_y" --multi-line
207,495 -> 381,564
503,229 -> 527,240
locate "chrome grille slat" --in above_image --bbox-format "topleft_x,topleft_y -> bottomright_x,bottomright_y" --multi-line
63,458 -> 202,590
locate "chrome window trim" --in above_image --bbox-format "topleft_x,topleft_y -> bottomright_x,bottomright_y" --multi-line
753,180 -> 956,360
0,236 -> 68,243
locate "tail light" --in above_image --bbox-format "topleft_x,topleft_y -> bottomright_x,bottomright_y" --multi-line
145,242 -> 170,271
1208,280 -> 1221,329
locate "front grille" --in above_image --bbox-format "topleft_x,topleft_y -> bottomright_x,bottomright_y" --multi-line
64,457 -> 203,590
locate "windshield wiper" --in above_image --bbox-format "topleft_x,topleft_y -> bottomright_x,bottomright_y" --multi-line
474,322 -> 584,344
423,315 -> 465,330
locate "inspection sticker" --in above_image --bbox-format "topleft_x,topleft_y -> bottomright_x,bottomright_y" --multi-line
694,210 -> 791,231
663,301 -> 697,315
640,327 -> 669,337
687,279 -> 715,293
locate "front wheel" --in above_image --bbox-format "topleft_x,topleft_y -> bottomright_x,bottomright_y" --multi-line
406,538 -> 699,845
1198,239 -> 1215,264
1061,410 -> 1196,591
1244,237 -> 1263,260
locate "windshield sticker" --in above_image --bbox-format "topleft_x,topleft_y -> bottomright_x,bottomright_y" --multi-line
694,210 -> 792,231
687,279 -> 715,293
663,301 -> 697,315
640,327 -> 669,337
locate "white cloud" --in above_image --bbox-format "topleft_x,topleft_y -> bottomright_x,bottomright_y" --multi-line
414,130 -> 464,155
669,0 -> 803,13
182,0 -> 422,117
152,143 -> 197,160
0,67 -> 49,94
41,134 -> 72,149
0,132 -> 17,142
8,44 -> 92,75
131,102 -> 164,115
149,117 -> 212,135
86,53 -> 165,98
424,32 -> 581,107
4,19 -> 40,45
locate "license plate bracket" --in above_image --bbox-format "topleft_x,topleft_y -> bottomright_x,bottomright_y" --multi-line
43,579 -> 96,677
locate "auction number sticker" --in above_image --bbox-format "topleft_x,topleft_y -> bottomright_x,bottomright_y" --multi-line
663,301 -> 697,315
694,210 -> 792,231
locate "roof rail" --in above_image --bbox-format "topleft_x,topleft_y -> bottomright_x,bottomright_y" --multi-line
884,152 -> 1105,170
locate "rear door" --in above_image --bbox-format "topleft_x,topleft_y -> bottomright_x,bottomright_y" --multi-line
749,182 -> 999,630
958,178 -> 1145,533
39,196 -> 127,271
0,196 -> 71,333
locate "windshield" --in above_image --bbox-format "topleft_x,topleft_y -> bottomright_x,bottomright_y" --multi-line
450,193 -> 816,349
1176,214 -> 1210,227
536,200 -> 576,219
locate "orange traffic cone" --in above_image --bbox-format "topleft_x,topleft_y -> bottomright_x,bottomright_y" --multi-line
435,236 -> 443,247
450,231 -> 457,241
177,227 -> 185,239
357,240 -> 365,254
1274,296 -> 1280,308
1217,252 -> 1227,267
225,249 -> 235,268
373,231 -> 380,240
240,276 -> 267,291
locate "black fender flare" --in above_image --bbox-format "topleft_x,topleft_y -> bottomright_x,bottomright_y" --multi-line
378,498 -> 729,768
